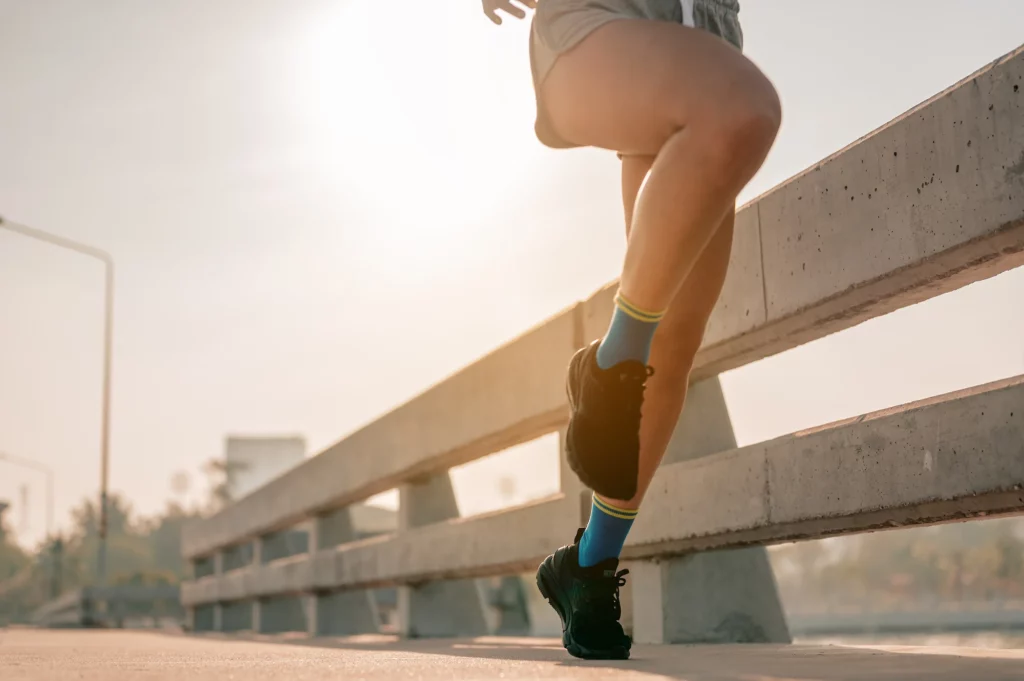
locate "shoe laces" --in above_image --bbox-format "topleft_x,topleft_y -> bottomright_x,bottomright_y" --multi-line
579,568 -> 630,622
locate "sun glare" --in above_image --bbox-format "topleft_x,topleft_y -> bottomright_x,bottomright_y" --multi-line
285,1 -> 545,281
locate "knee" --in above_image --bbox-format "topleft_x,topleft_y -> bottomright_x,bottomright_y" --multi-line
662,73 -> 781,185
705,77 -> 781,177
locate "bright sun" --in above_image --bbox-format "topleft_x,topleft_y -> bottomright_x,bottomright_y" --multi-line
286,1 -> 544,279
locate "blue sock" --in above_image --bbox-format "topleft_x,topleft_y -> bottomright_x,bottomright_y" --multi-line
577,494 -> 639,567
595,290 -> 665,369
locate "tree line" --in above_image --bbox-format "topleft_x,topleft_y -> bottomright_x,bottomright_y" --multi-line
0,460 -> 236,625
771,516 -> 1024,614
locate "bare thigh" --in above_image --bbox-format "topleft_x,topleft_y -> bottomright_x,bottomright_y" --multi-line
543,19 -> 778,156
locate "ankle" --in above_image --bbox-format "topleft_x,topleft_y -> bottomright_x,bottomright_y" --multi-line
595,290 -> 666,370
578,494 -> 639,568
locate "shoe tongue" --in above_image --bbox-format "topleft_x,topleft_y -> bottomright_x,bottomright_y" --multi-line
578,556 -> 619,579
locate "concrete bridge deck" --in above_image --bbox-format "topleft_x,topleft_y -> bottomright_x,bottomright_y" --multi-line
4,629 -> 1024,680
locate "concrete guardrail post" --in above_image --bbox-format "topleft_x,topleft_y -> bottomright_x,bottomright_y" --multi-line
251,539 -> 262,633
212,552 -> 224,632
628,377 -> 791,644
308,511 -> 380,636
398,472 -> 488,638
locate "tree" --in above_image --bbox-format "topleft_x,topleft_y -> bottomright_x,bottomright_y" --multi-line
0,503 -> 29,580
0,506 -> 34,625
769,517 -> 1024,613
142,502 -> 200,580
0,456 -> 236,624
201,458 -> 248,513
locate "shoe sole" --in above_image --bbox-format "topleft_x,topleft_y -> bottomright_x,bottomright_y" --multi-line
536,556 -> 630,661
564,346 -> 638,501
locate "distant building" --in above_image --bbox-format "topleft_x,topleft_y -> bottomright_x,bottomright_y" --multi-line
224,436 -> 306,500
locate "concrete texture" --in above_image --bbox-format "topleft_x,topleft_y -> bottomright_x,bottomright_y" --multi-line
397,473 -> 488,638
490,576 -> 532,635
627,374 -> 1024,556
309,508 -> 379,636
183,497 -> 572,607
632,549 -> 791,644
757,48 -> 1024,324
182,306 -> 578,559
627,378 -> 790,645
315,591 -> 379,637
184,374 -> 1024,605
5,630 -> 1024,681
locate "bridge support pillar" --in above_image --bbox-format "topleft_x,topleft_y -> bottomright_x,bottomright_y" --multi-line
212,552 -> 224,632
308,511 -> 380,636
492,575 -> 532,635
398,473 -> 488,638
251,599 -> 262,634
251,539 -> 263,634
627,377 -> 791,644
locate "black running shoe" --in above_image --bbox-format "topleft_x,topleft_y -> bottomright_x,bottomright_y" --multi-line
565,340 -> 652,501
536,528 -> 631,660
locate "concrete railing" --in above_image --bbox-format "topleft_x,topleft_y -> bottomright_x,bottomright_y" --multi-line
31,590 -> 93,628
31,586 -> 182,629
181,45 -> 1024,643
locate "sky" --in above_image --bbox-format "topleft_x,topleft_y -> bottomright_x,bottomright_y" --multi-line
2,0 -> 1024,547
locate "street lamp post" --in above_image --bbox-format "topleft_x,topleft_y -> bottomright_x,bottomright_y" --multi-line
0,451 -> 54,537
0,215 -> 114,585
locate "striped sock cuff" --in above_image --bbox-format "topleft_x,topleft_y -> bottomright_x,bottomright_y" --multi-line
614,290 -> 666,323
592,494 -> 639,521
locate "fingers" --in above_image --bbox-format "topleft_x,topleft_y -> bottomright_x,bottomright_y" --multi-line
483,0 -> 534,25
499,0 -> 526,20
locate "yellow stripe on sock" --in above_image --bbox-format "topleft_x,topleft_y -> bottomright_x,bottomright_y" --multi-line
614,291 -> 665,323
592,494 -> 639,520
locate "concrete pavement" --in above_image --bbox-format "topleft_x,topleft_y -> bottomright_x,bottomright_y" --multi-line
4,629 -> 1024,680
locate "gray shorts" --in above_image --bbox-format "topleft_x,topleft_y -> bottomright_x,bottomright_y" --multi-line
530,0 -> 744,149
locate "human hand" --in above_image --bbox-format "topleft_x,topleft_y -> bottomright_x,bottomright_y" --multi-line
482,0 -> 537,25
